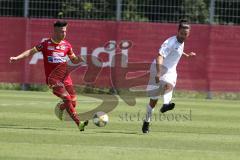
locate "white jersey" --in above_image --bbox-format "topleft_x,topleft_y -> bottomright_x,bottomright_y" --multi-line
158,36 -> 184,73
147,36 -> 184,98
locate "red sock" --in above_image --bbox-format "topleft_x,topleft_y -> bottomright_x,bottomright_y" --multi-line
65,85 -> 77,108
52,86 -> 79,126
64,97 -> 79,126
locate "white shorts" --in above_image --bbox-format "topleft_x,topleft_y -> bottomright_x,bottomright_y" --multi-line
146,62 -> 177,99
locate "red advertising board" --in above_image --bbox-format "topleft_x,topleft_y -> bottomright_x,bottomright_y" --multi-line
0,17 -> 239,91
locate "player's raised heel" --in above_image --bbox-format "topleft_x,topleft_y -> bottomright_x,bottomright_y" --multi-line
79,120 -> 89,131
160,103 -> 175,113
142,120 -> 150,133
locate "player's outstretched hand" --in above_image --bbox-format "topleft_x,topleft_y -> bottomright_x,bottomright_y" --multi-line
189,52 -> 196,57
9,57 -> 18,63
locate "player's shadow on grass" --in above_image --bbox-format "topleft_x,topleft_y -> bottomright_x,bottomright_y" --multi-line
0,124 -> 57,131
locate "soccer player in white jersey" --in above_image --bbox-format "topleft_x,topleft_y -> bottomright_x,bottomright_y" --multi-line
142,19 -> 196,133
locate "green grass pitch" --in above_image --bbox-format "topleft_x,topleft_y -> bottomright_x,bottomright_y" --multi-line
0,90 -> 240,160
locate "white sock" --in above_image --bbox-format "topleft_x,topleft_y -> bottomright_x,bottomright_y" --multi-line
145,105 -> 154,122
163,90 -> 173,104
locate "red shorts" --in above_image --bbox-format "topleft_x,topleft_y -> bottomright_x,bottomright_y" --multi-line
46,62 -> 74,87
47,75 -> 73,87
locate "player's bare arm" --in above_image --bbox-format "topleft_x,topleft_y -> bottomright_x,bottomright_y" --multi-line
68,49 -> 85,64
183,52 -> 196,57
9,47 -> 38,63
155,54 -> 164,83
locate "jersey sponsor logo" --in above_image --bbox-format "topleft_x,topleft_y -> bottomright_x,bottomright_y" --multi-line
52,52 -> 64,57
174,46 -> 183,53
47,56 -> 67,63
47,46 -> 55,50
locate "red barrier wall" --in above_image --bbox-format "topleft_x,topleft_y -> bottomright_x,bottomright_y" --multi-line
0,17 -> 239,91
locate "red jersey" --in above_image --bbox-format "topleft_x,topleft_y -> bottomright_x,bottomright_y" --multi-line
35,38 -> 73,86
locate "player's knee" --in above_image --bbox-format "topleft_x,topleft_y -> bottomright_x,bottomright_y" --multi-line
164,83 -> 173,92
149,98 -> 158,108
71,95 -> 77,101
70,95 -> 77,108
63,95 -> 72,101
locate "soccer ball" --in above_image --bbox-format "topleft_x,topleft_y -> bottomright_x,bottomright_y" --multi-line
92,111 -> 109,127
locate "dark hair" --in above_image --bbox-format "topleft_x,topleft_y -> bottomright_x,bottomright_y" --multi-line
54,20 -> 68,27
178,19 -> 190,30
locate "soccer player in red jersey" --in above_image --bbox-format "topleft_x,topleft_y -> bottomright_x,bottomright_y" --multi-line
9,21 -> 88,131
